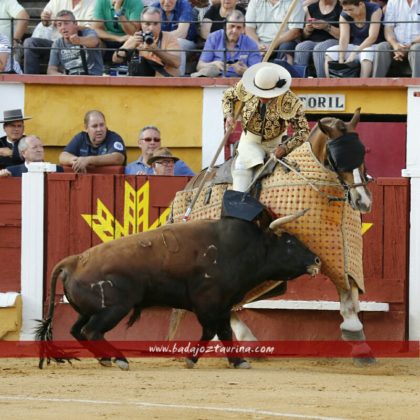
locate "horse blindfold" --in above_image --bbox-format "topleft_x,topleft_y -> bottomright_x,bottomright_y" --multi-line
327,133 -> 365,172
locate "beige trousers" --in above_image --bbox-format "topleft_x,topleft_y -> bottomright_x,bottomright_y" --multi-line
232,132 -> 283,192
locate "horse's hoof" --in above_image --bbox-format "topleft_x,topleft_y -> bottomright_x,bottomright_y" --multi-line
185,358 -> 196,369
230,360 -> 251,369
98,358 -> 112,367
115,359 -> 129,370
353,356 -> 377,367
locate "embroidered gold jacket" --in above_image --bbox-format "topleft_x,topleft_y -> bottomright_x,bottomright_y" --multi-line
222,81 -> 310,153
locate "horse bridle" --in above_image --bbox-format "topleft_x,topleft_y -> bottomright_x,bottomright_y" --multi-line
277,131 -> 373,205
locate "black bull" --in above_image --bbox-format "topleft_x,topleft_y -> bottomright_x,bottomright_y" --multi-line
37,213 -> 320,370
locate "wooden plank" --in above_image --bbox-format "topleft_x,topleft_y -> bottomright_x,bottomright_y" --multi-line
381,183 -> 409,302
362,181 -> 384,283
91,174 -> 116,245
69,175 -> 94,254
45,177 -> 73,296
376,177 -> 409,186
0,178 -> 22,202
148,176 -> 190,208
0,248 -> 21,292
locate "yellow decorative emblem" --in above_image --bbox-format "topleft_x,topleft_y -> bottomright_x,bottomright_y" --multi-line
361,223 -> 373,235
82,181 -> 170,243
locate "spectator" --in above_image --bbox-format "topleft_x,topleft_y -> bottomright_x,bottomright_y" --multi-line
0,135 -> 64,177
372,0 -> 420,77
152,0 -> 198,75
112,7 -> 180,76
0,0 -> 29,46
325,0 -> 383,77
0,109 -> 28,169
191,0 -> 212,30
147,147 -> 180,175
125,125 -> 195,175
193,10 -> 261,77
294,0 -> 342,77
92,0 -> 143,64
47,10 -> 103,75
23,0 -> 96,74
223,62 -> 309,192
0,32 -> 23,73
245,0 -> 305,63
59,110 -> 126,173
200,0 -> 246,40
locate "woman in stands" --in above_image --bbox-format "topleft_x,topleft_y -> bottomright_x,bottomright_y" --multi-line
324,0 -> 383,77
294,0 -> 342,78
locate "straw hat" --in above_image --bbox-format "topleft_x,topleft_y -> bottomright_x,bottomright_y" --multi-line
242,62 -> 291,98
0,109 -> 32,123
147,147 -> 180,165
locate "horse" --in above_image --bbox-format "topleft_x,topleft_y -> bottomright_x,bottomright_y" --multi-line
168,108 -> 375,364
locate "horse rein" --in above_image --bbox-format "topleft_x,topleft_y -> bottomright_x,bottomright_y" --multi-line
275,157 -> 348,203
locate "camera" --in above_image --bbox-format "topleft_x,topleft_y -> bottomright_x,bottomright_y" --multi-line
142,31 -> 154,45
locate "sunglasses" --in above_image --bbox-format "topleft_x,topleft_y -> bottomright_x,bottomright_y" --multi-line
142,137 -> 161,142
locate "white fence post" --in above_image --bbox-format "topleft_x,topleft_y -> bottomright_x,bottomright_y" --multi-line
20,171 -> 45,340
402,87 -> 420,341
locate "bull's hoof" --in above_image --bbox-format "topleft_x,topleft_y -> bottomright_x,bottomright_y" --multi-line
115,358 -> 129,370
185,358 -> 196,369
98,358 -> 112,367
229,360 -> 251,369
353,356 -> 377,367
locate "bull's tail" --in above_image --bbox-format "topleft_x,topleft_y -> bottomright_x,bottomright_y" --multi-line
35,257 -> 76,369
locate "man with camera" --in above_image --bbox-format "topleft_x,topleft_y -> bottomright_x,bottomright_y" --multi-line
47,9 -> 103,75
112,7 -> 181,76
92,0 -> 143,63
194,10 -> 261,77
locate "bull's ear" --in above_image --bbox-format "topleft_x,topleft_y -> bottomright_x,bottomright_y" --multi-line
269,209 -> 309,231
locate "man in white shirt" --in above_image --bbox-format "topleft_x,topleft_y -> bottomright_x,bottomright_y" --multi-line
23,0 -> 95,74
245,0 -> 304,62
372,0 -> 420,77
0,0 -> 29,45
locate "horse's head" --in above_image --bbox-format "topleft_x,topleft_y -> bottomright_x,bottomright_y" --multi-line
309,108 -> 372,213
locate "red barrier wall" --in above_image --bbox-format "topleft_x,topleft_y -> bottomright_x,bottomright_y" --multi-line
38,176 -> 410,341
0,179 -> 21,293
0,175 -> 409,340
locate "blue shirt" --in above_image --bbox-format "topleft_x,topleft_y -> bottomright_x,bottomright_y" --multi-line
152,0 -> 197,42
199,30 -> 261,77
125,156 -> 195,176
64,130 -> 127,164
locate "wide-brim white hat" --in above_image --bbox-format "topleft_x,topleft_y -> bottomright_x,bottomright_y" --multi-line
242,62 -> 292,98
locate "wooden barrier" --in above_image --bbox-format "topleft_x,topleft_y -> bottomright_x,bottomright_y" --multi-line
0,176 -> 410,340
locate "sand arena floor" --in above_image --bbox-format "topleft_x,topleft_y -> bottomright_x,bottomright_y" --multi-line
0,357 -> 419,419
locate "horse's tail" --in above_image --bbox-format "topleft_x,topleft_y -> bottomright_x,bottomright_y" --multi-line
35,256 -> 77,369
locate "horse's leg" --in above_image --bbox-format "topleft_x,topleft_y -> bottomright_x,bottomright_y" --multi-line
80,305 -> 132,370
339,278 -> 376,365
230,311 -> 257,341
167,308 -> 187,340
216,316 -> 251,369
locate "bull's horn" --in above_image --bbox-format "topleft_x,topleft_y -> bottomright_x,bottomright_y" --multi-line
348,107 -> 361,130
269,209 -> 309,230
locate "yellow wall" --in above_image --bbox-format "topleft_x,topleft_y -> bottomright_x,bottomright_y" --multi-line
25,85 -> 204,172
22,81 -> 408,173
